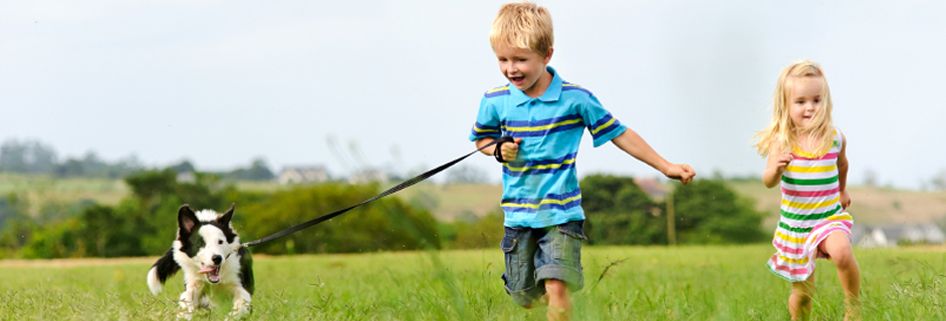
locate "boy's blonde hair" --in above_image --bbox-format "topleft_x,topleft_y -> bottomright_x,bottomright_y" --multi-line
490,2 -> 553,55
755,60 -> 835,156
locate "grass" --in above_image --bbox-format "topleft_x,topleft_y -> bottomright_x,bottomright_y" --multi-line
1,245 -> 943,320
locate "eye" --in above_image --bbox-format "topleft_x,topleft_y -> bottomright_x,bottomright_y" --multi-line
218,240 -> 223,245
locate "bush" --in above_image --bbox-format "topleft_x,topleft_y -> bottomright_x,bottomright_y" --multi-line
581,174 -> 665,245
450,211 -> 503,249
239,183 -> 441,254
670,179 -> 767,244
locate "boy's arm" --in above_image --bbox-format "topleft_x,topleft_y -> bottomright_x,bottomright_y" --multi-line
610,129 -> 695,184
837,133 -> 851,208
476,137 -> 523,160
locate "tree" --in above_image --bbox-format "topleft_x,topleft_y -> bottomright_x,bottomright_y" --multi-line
669,179 -> 767,244
224,157 -> 275,181
168,159 -> 196,174
0,139 -> 58,174
0,194 -> 33,256
240,183 -> 441,254
580,174 -> 666,245
452,211 -> 503,249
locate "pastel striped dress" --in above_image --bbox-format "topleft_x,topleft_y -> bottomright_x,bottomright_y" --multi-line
768,129 -> 854,282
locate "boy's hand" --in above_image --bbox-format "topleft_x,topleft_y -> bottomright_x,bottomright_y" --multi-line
498,138 -> 523,162
665,163 -> 696,184
840,190 -> 852,209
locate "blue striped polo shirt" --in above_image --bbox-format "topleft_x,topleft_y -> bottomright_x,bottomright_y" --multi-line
469,66 -> 626,228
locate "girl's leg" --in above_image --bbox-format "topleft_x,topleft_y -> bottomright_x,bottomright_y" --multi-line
820,232 -> 861,321
789,275 -> 816,321
545,279 -> 570,321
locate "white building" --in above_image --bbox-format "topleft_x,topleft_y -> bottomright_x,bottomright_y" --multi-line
855,224 -> 946,247
277,166 -> 329,185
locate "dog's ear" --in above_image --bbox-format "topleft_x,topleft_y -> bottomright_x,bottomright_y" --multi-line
218,203 -> 235,226
178,204 -> 199,235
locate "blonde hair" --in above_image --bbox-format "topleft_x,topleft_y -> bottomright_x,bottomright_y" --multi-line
490,2 -> 554,55
755,60 -> 835,156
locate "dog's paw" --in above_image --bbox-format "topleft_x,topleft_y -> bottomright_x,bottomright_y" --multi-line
176,310 -> 194,320
226,303 -> 251,320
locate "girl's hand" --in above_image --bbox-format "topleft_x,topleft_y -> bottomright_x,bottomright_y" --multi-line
665,163 -> 696,184
762,151 -> 794,188
773,152 -> 793,172
840,190 -> 852,209
499,138 -> 523,161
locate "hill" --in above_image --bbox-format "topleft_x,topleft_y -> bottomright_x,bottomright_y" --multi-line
2,173 -> 944,227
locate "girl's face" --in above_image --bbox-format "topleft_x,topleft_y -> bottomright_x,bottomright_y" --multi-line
786,76 -> 825,130
493,46 -> 552,97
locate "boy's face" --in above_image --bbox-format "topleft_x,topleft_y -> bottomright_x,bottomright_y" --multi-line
493,46 -> 553,97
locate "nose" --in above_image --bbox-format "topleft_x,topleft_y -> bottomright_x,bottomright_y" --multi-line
212,255 -> 222,265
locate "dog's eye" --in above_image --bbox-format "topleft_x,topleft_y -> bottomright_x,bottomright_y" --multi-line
218,240 -> 223,245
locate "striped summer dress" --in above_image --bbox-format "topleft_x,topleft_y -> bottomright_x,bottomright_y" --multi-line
768,129 -> 854,282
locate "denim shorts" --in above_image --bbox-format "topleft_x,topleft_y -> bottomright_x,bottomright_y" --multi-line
500,220 -> 586,307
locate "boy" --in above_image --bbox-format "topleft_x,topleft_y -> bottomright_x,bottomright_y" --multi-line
469,3 -> 696,321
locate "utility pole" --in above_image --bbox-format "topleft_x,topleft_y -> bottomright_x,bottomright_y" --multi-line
666,191 -> 677,246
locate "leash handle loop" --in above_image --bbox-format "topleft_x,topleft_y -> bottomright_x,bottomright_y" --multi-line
492,136 -> 515,163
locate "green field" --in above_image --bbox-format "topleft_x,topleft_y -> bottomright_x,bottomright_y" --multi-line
1,245 -> 943,320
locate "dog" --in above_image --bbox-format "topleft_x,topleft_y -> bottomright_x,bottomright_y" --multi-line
147,204 -> 254,320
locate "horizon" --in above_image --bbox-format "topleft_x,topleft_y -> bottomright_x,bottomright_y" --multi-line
2,0 -> 944,189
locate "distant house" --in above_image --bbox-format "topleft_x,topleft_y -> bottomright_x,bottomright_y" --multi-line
277,166 -> 329,185
348,168 -> 388,184
634,177 -> 669,199
854,224 -> 946,247
176,171 -> 197,184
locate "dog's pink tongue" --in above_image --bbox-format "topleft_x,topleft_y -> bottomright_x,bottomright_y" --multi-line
199,266 -> 215,274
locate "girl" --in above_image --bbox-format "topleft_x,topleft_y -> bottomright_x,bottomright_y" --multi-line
755,60 -> 861,321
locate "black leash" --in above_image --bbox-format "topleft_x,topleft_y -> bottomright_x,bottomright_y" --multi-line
242,136 -> 514,248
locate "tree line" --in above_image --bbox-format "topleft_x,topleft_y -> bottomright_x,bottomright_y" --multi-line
0,139 -> 274,181
0,169 -> 766,259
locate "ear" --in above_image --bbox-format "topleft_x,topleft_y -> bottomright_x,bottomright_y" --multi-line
543,47 -> 554,64
178,204 -> 199,235
218,203 -> 235,226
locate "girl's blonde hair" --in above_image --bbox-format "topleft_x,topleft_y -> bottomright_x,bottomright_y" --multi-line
489,2 -> 553,55
754,60 -> 835,156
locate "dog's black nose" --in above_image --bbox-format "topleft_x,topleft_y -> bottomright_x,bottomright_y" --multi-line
212,255 -> 222,265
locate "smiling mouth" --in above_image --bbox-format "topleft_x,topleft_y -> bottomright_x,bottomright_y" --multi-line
508,75 -> 525,83
199,265 -> 221,283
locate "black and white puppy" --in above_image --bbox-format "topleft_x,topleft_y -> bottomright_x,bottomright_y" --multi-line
147,204 -> 254,320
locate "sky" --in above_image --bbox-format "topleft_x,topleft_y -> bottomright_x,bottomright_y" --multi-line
1,0 -> 944,189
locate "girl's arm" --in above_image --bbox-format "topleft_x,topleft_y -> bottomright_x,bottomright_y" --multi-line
610,129 -> 695,184
762,147 -> 793,188
837,133 -> 851,208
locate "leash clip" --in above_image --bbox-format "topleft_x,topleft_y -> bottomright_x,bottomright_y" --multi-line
492,136 -> 515,163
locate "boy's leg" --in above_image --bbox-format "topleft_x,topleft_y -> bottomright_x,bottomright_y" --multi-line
789,275 -> 815,321
501,227 -> 545,308
545,279 -> 570,321
820,231 -> 861,321
535,220 -> 585,321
